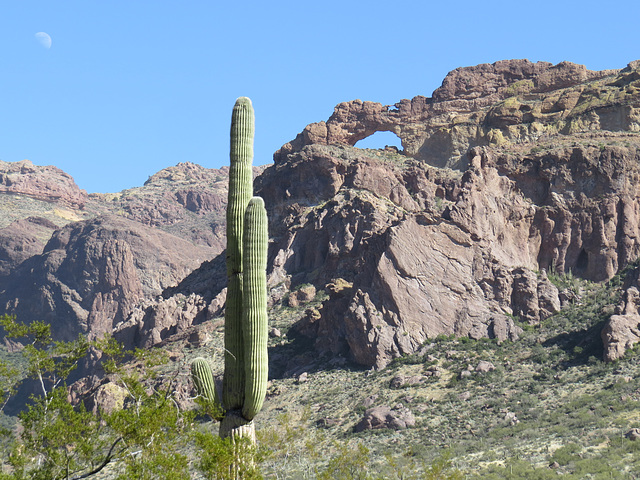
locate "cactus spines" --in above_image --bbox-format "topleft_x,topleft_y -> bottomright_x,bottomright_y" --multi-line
241,197 -> 268,420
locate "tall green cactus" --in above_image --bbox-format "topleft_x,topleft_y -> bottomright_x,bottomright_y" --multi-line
191,97 -> 268,441
223,96 -> 255,412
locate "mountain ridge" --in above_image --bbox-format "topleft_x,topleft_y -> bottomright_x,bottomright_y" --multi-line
1,58 -> 640,370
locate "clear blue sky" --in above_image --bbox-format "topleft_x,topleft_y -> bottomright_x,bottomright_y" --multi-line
1,1 -> 639,193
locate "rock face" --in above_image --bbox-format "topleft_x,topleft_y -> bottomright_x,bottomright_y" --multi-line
602,267 -> 640,362
0,217 -> 59,276
257,59 -> 640,368
0,215 -> 216,342
0,161 -> 240,348
0,159 -> 88,208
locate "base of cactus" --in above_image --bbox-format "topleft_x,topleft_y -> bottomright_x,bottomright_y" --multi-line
219,410 -> 256,443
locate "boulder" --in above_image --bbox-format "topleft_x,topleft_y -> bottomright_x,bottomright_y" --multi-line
355,405 -> 416,432
602,286 -> 640,362
476,361 -> 496,374
389,375 -> 427,389
288,284 -> 316,307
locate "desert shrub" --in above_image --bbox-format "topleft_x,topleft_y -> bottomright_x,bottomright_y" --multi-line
195,433 -> 264,480
551,442 -> 581,465
476,458 -> 560,479
316,442 -> 373,480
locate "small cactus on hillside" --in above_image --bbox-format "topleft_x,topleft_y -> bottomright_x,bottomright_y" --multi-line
190,357 -> 223,420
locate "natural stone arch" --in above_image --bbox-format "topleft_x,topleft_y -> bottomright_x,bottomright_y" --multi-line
355,130 -> 404,152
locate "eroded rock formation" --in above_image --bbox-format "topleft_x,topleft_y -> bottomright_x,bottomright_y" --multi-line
276,60 -> 631,169
256,59 -> 640,368
0,159 -> 88,208
0,215 -> 216,342
602,265 -> 640,362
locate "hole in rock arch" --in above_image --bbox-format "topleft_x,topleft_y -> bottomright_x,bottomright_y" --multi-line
355,130 -> 403,152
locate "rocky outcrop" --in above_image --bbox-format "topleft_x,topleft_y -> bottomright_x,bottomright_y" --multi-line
257,60 -> 640,369
0,159 -> 88,208
261,143 -> 564,368
87,162 -> 265,249
602,268 -> 640,362
274,139 -> 640,367
0,215 -> 216,342
355,405 -> 416,432
117,292 -> 213,350
86,162 -> 237,249
0,217 -> 58,276
275,60 -> 630,169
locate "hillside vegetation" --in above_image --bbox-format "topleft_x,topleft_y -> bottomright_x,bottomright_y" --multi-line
157,260 -> 640,478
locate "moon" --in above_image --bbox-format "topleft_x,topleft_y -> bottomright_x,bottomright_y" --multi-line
35,32 -> 52,49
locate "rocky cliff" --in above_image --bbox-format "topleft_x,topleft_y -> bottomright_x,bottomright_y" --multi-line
259,59 -> 640,368
2,59 -> 640,370
0,162 -> 238,345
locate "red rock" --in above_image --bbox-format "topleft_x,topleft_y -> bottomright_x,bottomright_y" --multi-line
0,159 -> 88,208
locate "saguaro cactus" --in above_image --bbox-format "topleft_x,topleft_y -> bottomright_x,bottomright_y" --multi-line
191,97 -> 268,442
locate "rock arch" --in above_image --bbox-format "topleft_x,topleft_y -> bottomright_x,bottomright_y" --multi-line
355,130 -> 403,151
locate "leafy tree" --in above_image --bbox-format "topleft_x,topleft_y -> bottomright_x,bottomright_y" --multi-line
0,315 -> 194,479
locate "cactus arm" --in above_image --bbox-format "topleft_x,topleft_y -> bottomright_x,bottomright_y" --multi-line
223,97 -> 255,410
241,197 -> 269,420
191,357 -> 222,419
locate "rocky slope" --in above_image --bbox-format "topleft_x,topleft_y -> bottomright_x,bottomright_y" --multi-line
2,59 -> 640,371
0,161 -> 242,347
0,215 -> 215,342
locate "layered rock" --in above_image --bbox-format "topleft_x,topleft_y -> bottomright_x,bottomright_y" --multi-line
0,159 -> 88,208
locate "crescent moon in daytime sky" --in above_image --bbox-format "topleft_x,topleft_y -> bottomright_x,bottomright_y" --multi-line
35,32 -> 52,49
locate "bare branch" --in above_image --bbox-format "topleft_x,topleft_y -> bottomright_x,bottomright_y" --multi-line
69,437 -> 124,480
